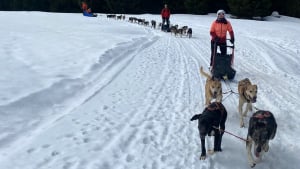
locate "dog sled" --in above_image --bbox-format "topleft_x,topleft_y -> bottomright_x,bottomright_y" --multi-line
83,11 -> 97,17
211,39 -> 236,80
161,21 -> 170,32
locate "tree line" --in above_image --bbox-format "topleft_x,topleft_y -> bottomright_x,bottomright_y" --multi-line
0,0 -> 299,18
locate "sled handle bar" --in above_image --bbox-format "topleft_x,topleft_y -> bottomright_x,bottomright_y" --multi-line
214,43 -> 234,49
213,39 -> 234,48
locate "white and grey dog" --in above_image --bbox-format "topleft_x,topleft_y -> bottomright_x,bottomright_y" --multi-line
246,110 -> 277,168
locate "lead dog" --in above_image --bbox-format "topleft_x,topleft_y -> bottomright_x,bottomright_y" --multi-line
246,110 -> 277,168
200,66 -> 222,107
187,28 -> 192,38
191,102 -> 227,160
238,78 -> 257,127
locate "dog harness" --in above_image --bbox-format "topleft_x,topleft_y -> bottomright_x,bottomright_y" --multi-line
207,102 -> 226,125
253,111 -> 272,127
207,102 -> 225,115
254,111 -> 271,119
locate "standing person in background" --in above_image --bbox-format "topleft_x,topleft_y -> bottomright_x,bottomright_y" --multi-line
161,4 -> 171,31
209,9 -> 234,67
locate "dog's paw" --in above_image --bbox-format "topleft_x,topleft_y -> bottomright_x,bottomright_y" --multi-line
214,147 -> 222,152
240,123 -> 245,128
208,149 -> 214,154
199,155 -> 206,160
250,163 -> 256,168
240,121 -> 245,128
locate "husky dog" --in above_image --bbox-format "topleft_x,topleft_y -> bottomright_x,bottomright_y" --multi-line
238,78 -> 257,127
151,20 -> 156,29
200,66 -> 222,107
187,28 -> 192,38
246,110 -> 277,167
191,102 -> 227,160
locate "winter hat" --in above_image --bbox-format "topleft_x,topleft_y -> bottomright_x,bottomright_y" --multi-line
217,9 -> 225,16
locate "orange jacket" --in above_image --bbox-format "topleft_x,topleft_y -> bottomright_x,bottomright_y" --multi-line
210,19 -> 234,43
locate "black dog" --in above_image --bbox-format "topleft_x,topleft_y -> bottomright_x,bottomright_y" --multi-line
190,102 -> 227,160
246,110 -> 277,168
187,28 -> 192,38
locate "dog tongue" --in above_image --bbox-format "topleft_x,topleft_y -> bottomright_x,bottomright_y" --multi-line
255,147 -> 261,157
255,151 -> 260,157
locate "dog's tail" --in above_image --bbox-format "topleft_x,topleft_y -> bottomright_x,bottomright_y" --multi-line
190,114 -> 201,121
200,66 -> 212,79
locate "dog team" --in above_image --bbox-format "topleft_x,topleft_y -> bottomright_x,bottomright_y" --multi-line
191,66 -> 277,168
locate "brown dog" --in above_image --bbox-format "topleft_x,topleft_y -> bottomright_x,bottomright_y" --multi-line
238,78 -> 257,127
200,67 -> 222,106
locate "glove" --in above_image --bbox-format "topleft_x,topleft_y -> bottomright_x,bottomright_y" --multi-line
230,38 -> 234,44
214,37 -> 220,42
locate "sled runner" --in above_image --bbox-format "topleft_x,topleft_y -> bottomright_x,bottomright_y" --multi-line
211,40 -> 236,80
83,11 -> 97,17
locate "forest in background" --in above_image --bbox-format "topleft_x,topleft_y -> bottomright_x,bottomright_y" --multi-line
0,0 -> 299,18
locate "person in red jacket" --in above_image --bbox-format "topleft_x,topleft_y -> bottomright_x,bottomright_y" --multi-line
81,1 -> 88,11
209,9 -> 235,67
161,4 -> 171,30
81,1 -> 97,17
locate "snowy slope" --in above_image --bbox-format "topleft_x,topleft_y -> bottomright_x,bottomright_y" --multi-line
0,12 -> 299,169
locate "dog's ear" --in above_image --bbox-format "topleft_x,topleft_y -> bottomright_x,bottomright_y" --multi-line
190,114 -> 202,121
253,84 -> 258,90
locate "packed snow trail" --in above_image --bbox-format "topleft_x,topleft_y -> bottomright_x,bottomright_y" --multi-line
1,26 -> 204,169
0,12 -> 299,169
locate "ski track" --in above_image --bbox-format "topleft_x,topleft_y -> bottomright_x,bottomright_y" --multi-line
1,15 -> 300,169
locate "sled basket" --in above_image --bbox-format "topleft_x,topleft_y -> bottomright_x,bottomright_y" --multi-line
161,21 -> 170,32
211,41 -> 236,80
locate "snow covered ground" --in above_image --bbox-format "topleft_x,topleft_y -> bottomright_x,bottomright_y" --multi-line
0,11 -> 299,169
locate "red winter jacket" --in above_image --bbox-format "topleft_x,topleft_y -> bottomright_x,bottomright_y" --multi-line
81,2 -> 88,11
161,8 -> 170,18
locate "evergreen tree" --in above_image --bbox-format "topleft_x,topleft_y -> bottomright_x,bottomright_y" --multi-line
184,0 -> 210,14
209,0 -> 230,13
0,0 -> 298,18
227,0 -> 272,18
285,0 -> 300,18
252,0 -> 272,17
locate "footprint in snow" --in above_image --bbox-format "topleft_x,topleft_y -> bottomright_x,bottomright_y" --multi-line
126,154 -> 135,162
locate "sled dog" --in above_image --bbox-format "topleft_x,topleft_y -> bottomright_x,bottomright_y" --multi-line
190,102 -> 227,160
246,110 -> 277,168
200,66 -> 222,106
187,28 -> 192,38
238,78 -> 257,127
